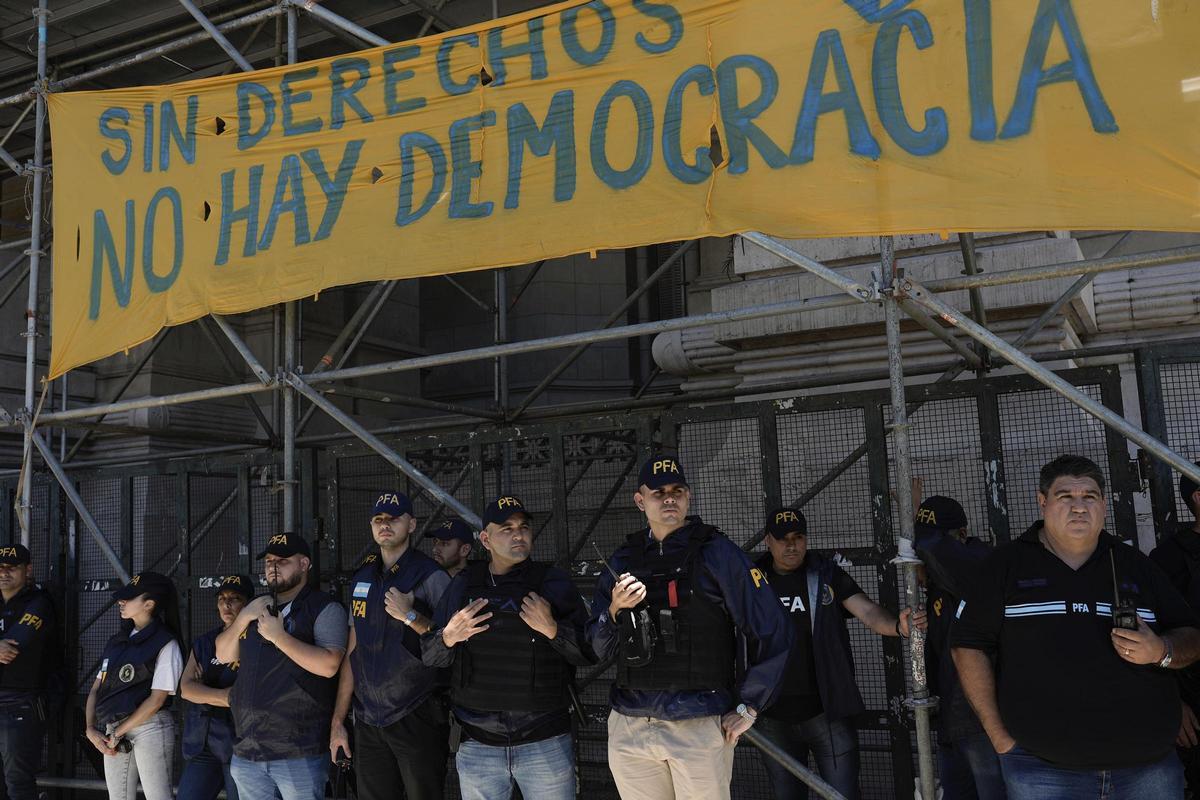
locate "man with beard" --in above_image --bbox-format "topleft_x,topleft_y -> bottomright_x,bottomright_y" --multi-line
216,533 -> 346,800
423,496 -> 595,800
0,544 -> 58,800
426,518 -> 474,578
329,492 -> 452,800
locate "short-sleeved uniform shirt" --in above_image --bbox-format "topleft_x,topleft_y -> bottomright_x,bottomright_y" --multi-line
952,522 -> 1198,769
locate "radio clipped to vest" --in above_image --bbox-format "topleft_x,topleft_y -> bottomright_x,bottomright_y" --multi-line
595,543 -> 655,667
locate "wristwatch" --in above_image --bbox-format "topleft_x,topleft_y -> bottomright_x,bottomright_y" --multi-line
735,703 -> 757,722
1158,639 -> 1174,669
403,610 -> 418,627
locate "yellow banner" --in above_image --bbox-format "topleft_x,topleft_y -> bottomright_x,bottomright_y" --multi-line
47,0 -> 1200,376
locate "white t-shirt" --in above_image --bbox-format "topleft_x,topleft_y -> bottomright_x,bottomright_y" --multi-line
96,631 -> 184,695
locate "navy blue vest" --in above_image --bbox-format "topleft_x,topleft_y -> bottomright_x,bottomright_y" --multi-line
757,552 -> 865,722
182,626 -> 239,761
349,548 -> 443,727
0,586 -> 57,696
94,619 -> 176,728
229,585 -> 340,761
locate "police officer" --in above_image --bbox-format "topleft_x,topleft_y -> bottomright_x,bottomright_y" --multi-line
178,575 -> 253,800
426,518 -> 474,578
86,571 -> 184,800
423,495 -> 595,800
216,533 -> 347,800
0,544 -> 58,800
586,456 -> 793,800
329,492 -> 451,800
953,455 -> 1200,798
754,506 -> 925,800
912,496 -> 1004,800
1149,463 -> 1200,793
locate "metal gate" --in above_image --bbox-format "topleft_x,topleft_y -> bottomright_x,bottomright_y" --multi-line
1,361 -> 1149,799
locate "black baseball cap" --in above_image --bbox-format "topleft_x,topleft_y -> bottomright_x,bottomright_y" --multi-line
914,496 -> 968,532
765,507 -> 808,538
1180,464 -> 1200,515
638,456 -> 688,490
0,543 -> 30,566
256,532 -> 311,559
425,518 -> 474,545
217,574 -> 254,601
482,496 -> 532,528
372,491 -> 413,518
112,571 -> 174,602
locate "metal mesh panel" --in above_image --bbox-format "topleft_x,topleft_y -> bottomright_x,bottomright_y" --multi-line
1160,362 -> 1200,521
78,478 -> 123,581
778,408 -> 873,550
406,445 -> 475,561
28,474 -> 51,583
884,397 -> 993,544
187,475 -> 240,576
562,431 -> 641,560
678,417 -> 763,545
132,475 -> 177,575
997,385 -> 1117,535
250,479 -> 282,561
336,453 -> 394,567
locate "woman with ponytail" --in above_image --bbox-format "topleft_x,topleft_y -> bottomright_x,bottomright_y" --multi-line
85,571 -> 184,800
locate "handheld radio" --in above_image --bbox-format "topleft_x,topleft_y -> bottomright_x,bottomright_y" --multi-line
1110,549 -> 1139,631
593,543 -> 656,666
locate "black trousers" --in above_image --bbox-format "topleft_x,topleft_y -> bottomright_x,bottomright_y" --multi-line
355,696 -> 449,800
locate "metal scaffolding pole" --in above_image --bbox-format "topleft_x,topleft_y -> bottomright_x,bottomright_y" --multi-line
281,6 -> 298,533
177,0 -> 255,72
287,374 -> 483,529
211,315 -> 272,384
18,0 -> 47,546
31,432 -> 130,582
510,239 -> 700,419
881,237 -> 936,800
291,0 -> 390,48
904,278 -> 1200,486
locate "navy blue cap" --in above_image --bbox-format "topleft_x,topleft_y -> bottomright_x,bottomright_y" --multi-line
256,532 -> 311,559
914,496 -> 968,532
425,518 -> 474,545
372,491 -> 413,518
217,574 -> 254,601
482,496 -> 532,527
638,456 -> 688,490
113,571 -> 174,602
765,507 -> 808,539
0,543 -> 30,565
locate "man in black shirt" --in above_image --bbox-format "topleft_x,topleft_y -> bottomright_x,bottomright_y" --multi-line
755,507 -> 924,800
913,495 -> 1004,800
0,544 -> 57,800
953,454 -> 1200,799
1149,463 -> 1200,794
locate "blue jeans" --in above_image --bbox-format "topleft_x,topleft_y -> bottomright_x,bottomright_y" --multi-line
755,714 -> 860,800
178,746 -> 239,800
455,733 -> 575,800
999,746 -> 1183,799
939,733 -> 1007,800
230,755 -> 327,800
0,700 -> 44,800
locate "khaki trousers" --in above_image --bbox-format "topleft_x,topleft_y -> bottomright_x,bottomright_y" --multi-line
607,710 -> 736,800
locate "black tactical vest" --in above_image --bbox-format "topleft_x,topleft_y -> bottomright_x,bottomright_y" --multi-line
0,586 -> 57,695
450,561 -> 572,713
95,619 -> 176,727
615,525 -> 736,692
182,626 -> 239,761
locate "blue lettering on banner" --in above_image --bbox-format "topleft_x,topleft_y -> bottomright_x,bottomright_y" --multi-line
590,79 -> 654,189
872,10 -> 948,156
791,29 -> 881,164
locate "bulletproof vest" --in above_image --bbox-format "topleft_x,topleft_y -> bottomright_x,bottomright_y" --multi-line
0,586 -> 57,694
95,619 -> 176,727
348,548 -> 444,727
450,560 -> 572,713
182,626 -> 239,761
615,525 -> 736,692
229,585 -> 339,761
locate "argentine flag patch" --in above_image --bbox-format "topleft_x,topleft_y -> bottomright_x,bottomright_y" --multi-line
353,582 -> 371,599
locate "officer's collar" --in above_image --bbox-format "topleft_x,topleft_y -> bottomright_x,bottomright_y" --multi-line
642,516 -> 703,545
0,582 -> 34,605
123,616 -> 163,642
1021,520 -> 1119,566
369,545 -> 413,575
